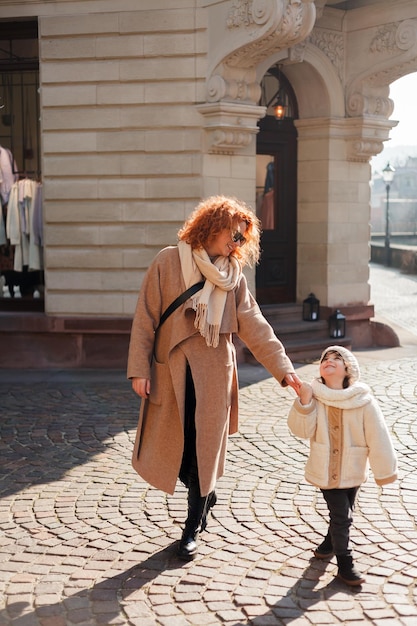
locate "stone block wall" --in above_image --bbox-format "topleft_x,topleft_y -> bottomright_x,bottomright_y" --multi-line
38,3 -> 206,317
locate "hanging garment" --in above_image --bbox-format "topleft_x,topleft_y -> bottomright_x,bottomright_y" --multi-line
0,146 -> 18,204
5,179 -> 43,272
0,205 -> 6,246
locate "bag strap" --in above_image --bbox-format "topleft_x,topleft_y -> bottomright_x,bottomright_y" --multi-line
157,281 -> 205,330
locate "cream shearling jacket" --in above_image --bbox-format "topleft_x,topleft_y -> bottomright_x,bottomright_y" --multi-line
288,379 -> 397,489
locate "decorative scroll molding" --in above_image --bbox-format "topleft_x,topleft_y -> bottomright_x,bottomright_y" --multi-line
198,0 -> 316,153
226,0 -> 274,28
207,67 -> 261,104
196,102 -> 266,154
223,0 -> 315,70
347,89 -> 394,118
205,0 -> 316,105
347,19 -> 417,118
370,19 -> 417,54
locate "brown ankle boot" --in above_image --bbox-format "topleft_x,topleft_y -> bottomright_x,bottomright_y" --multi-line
336,555 -> 365,586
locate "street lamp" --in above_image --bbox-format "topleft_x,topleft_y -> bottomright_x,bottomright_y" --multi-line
382,162 -> 395,266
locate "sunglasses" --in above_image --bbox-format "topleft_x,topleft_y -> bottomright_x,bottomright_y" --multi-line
231,230 -> 247,245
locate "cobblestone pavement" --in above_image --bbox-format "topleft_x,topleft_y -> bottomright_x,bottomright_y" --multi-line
0,267 -> 416,626
369,263 -> 417,337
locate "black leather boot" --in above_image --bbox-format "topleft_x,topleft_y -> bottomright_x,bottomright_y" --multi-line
201,491 -> 217,532
177,485 -> 209,561
336,555 -> 365,586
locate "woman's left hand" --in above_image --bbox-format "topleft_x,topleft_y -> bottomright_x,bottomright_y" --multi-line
132,377 -> 151,398
284,372 -> 302,394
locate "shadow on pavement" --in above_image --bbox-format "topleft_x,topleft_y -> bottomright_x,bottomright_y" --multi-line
0,381 -> 140,499
0,546 -> 362,625
243,558 -> 362,625
0,364 -> 278,500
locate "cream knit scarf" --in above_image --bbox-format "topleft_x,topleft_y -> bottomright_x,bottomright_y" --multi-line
178,240 -> 241,347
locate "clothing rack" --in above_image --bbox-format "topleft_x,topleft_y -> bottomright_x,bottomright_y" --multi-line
13,169 -> 41,180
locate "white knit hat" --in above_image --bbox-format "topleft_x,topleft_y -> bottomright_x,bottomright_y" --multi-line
319,345 -> 360,384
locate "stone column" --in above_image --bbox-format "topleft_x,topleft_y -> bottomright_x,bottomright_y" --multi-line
295,115 -> 396,345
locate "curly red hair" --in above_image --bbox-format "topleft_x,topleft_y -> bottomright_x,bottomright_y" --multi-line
178,195 -> 261,267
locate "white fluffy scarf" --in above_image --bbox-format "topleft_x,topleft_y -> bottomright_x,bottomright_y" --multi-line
178,240 -> 241,347
311,378 -> 372,409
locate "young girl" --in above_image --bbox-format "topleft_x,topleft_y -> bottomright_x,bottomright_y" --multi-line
288,346 -> 397,586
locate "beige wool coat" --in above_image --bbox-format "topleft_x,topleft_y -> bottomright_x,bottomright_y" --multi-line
127,246 -> 296,496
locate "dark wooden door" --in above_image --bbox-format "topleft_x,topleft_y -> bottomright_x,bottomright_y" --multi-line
255,116 -> 297,304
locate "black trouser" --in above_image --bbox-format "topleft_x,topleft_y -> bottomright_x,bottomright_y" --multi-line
321,487 -> 359,556
179,364 -> 198,489
178,365 -> 213,538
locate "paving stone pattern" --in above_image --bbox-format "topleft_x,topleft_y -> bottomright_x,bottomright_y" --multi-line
1,262 -> 417,626
0,353 -> 416,626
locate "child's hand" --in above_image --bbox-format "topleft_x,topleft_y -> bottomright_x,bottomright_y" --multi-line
298,382 -> 313,405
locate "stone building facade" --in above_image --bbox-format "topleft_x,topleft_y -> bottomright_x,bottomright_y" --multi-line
1,0 -> 417,366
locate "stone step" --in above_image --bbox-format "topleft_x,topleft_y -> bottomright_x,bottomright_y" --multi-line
243,336 -> 352,365
241,303 -> 352,364
270,319 -> 329,340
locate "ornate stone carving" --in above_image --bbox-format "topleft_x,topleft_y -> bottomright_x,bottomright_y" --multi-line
199,0 -> 316,152
348,139 -> 385,163
196,102 -> 266,154
207,68 -> 261,103
370,19 -> 417,54
309,28 -> 344,81
344,118 -> 398,163
226,0 -> 274,28
347,90 -> 394,118
296,117 -> 398,163
288,41 -> 306,63
207,0 -> 316,100
370,23 -> 400,54
347,19 -> 417,118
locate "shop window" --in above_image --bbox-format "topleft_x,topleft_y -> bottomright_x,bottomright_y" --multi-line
0,20 -> 43,310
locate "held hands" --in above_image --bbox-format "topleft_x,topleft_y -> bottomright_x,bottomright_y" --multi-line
132,377 -> 151,399
284,372 -> 302,394
298,381 -> 313,405
283,374 -> 313,405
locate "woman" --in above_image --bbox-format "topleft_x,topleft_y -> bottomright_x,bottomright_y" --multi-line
127,195 -> 301,560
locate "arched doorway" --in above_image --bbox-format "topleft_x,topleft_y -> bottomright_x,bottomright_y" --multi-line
256,65 -> 298,304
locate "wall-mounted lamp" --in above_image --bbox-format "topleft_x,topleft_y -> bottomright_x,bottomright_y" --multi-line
265,65 -> 290,122
273,98 -> 286,121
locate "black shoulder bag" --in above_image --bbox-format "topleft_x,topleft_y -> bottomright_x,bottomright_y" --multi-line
156,281 -> 205,331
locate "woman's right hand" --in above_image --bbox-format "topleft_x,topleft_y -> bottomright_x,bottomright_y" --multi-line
132,377 -> 151,398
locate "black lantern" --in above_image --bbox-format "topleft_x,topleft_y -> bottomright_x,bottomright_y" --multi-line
303,293 -> 320,321
328,309 -> 346,339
